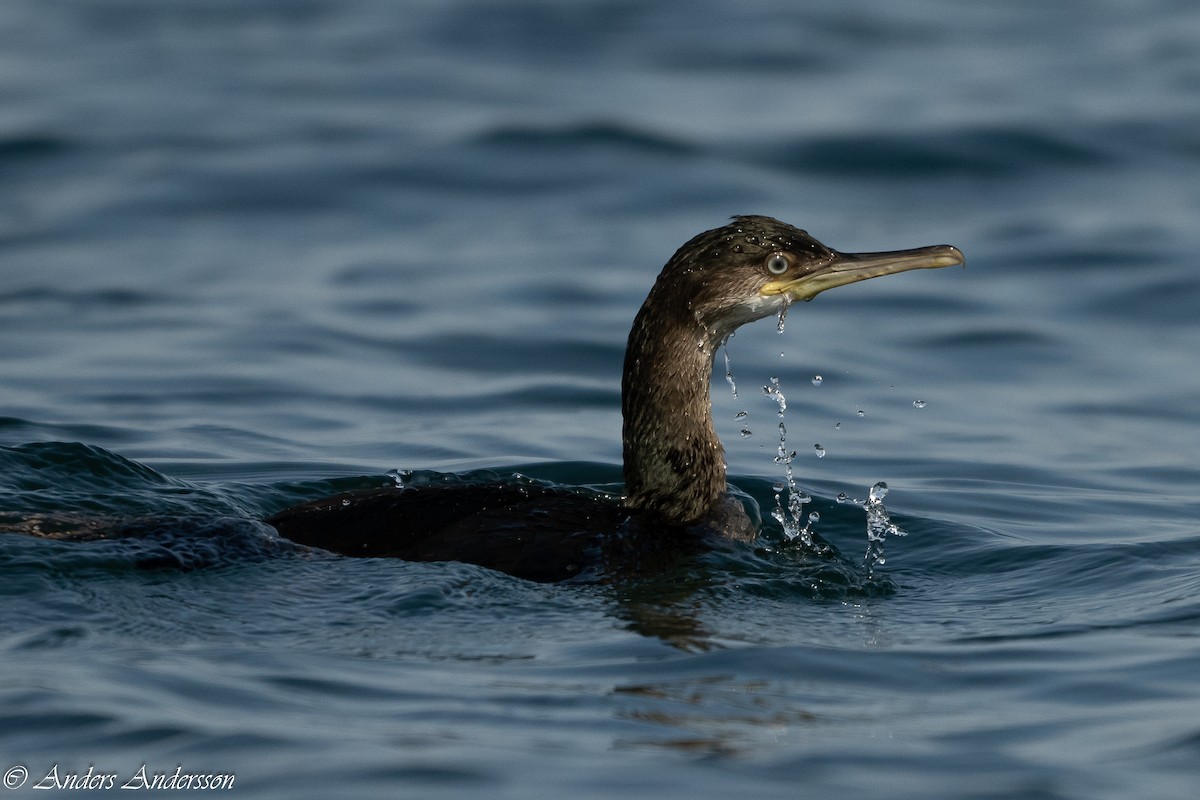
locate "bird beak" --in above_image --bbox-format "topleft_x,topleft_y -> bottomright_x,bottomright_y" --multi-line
761,244 -> 965,301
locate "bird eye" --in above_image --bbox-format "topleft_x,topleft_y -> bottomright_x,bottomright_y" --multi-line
765,253 -> 790,275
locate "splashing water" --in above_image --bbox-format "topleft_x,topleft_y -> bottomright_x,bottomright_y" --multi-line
765,312 -> 809,539
773,482 -> 819,546
735,410 -> 751,438
762,376 -> 786,416
838,482 -> 908,579
770,461 -> 813,546
776,296 -> 791,334
723,339 -> 738,399
763,380 -> 816,546
725,342 -> 751,436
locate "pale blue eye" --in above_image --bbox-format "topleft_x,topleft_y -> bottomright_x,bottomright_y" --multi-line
766,254 -> 789,275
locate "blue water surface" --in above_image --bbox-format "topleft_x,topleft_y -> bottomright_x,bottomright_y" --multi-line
3,1 -> 1200,798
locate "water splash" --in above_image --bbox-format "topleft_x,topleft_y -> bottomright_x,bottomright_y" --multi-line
723,339 -> 738,399
776,296 -> 791,334
770,467 -> 813,546
773,490 -> 819,545
762,376 -> 786,417
763,381 -> 817,545
838,482 -> 907,579
725,344 -> 751,436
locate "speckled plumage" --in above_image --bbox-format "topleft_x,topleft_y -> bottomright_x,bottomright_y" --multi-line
621,216 -> 834,522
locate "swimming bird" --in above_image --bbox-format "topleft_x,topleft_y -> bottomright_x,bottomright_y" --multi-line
267,216 -> 963,581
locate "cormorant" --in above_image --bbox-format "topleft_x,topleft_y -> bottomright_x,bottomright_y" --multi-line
267,216 -> 963,581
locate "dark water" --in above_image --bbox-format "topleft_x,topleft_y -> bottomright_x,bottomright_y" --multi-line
3,0 -> 1200,797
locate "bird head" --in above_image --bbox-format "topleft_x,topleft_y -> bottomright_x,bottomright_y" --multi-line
652,215 -> 964,343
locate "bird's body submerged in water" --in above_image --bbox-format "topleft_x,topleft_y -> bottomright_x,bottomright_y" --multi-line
265,216 -> 963,581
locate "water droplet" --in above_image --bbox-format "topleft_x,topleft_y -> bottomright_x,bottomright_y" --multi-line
813,443 -> 826,458
723,341 -> 738,398
740,428 -> 752,438
834,422 -> 842,431
812,375 -> 823,386
772,481 -> 786,493
836,492 -> 849,503
913,399 -> 927,409
856,409 -> 866,417
734,410 -> 748,420
341,498 -> 351,507
858,481 -> 905,578
776,296 -> 791,334
762,376 -> 787,416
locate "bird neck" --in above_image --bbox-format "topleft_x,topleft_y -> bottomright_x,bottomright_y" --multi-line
621,293 -> 726,524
